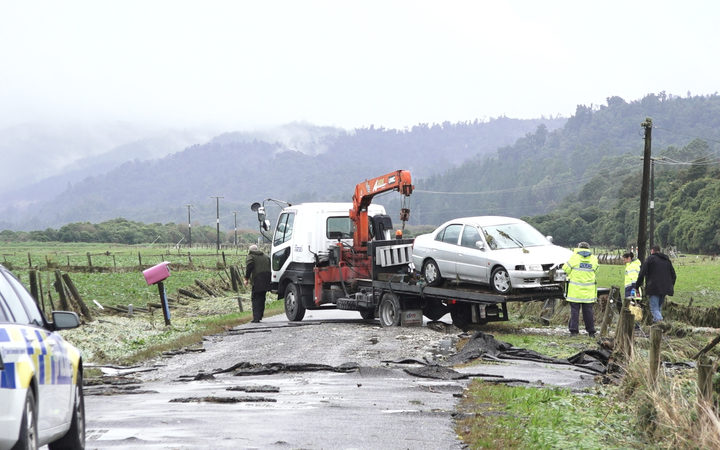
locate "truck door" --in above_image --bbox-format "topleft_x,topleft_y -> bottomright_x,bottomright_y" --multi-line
271,212 -> 295,278
455,225 -> 488,282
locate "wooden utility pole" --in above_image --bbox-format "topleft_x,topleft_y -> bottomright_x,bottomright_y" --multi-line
638,118 -> 653,262
211,196 -> 223,253
186,204 -> 193,248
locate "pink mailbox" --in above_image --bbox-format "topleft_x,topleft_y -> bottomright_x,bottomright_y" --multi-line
142,261 -> 171,285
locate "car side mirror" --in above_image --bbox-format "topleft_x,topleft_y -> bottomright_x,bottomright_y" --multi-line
52,311 -> 81,330
475,240 -> 486,250
546,235 -> 554,243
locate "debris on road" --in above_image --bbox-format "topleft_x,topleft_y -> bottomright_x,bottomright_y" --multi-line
169,396 -> 277,403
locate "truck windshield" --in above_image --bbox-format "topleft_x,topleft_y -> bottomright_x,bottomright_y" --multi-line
327,216 -> 353,239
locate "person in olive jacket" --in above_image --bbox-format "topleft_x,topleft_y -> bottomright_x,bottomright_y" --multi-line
245,244 -> 271,323
636,245 -> 677,323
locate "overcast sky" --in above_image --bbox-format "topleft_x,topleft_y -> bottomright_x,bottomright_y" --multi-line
1,1 -> 718,131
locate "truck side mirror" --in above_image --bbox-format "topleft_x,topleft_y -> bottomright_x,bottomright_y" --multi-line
262,219 -> 271,231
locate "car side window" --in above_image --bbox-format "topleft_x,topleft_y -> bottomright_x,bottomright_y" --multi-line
0,270 -> 31,324
460,225 -> 482,248
441,224 -> 462,245
4,271 -> 44,326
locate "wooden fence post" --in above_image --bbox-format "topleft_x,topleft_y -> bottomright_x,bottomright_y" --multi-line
86,252 -> 92,267
53,270 -> 70,311
61,273 -> 93,321
600,286 -> 618,337
697,357 -> 715,405
649,325 -> 663,385
28,270 -> 40,309
27,252 -> 32,268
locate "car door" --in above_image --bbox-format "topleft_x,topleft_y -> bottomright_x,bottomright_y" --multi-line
0,269 -> 73,435
455,224 -> 489,282
431,223 -> 462,278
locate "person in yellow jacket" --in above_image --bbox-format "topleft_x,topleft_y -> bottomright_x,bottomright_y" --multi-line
622,251 -> 642,298
563,241 -> 599,337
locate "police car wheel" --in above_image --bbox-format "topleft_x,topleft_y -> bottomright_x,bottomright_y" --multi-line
49,371 -> 85,450
12,389 -> 37,450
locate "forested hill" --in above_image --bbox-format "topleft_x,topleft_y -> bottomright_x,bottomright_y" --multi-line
411,94 -> 720,233
4,117 -> 562,230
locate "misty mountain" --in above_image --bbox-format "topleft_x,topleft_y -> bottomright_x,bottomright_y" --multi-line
1,117 -> 564,231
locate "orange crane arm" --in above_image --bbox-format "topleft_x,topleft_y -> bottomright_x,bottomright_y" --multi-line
349,170 -> 414,252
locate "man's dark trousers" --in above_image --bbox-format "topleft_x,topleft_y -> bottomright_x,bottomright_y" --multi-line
252,290 -> 266,322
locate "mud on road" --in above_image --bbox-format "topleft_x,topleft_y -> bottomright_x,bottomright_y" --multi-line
84,310 -> 594,449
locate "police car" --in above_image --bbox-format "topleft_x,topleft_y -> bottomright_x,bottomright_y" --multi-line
0,264 -> 84,450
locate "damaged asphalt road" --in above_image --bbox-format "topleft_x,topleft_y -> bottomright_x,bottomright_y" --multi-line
84,310 -> 596,448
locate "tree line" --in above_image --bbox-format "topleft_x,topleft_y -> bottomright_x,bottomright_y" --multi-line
0,218 -> 260,246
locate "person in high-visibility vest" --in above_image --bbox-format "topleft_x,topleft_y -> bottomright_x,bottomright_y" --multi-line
563,241 -> 599,337
622,251 -> 642,298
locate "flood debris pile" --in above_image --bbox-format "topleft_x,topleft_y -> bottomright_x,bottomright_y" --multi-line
388,331 -> 612,382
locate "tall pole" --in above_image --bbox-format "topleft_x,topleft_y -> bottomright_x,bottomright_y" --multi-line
638,118 -> 653,262
233,211 -> 238,248
211,196 -> 223,252
186,204 -> 192,248
649,158 -> 655,251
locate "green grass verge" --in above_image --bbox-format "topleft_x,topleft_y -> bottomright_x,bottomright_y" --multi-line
456,383 -> 640,448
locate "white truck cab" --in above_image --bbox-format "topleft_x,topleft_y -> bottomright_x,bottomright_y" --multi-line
270,202 -> 387,282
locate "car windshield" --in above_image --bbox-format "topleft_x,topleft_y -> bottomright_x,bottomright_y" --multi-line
481,222 -> 548,250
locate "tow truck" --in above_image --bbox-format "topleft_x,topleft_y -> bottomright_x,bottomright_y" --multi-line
251,169 -> 564,328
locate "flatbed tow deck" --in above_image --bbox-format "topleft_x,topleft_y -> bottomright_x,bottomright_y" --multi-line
332,239 -> 567,328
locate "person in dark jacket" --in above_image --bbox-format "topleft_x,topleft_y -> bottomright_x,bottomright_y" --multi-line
245,244 -> 271,323
636,245 -> 677,322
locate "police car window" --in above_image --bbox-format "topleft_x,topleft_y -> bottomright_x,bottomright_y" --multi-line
4,271 -> 44,325
0,297 -> 8,322
0,270 -> 31,324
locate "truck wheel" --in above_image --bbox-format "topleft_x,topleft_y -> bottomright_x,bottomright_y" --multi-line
284,283 -> 306,321
422,300 -> 448,321
13,389 -> 37,450
491,267 -> 512,294
450,303 -> 472,330
359,309 -> 375,320
422,259 -> 442,287
49,370 -> 85,450
379,293 -> 401,327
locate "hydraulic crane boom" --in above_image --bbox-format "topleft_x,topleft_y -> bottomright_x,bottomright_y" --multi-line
349,169 -> 414,252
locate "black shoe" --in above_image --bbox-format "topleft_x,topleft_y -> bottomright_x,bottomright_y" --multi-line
589,333 -> 596,338
251,320 -> 260,323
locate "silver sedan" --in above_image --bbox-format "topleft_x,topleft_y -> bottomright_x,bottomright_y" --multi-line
411,216 -> 572,294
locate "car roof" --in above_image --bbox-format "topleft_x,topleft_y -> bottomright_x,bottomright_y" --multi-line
441,216 -> 525,227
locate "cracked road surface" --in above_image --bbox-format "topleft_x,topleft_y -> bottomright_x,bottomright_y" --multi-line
84,309 -> 594,448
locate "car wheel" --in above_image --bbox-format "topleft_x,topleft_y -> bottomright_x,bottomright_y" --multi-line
379,293 -> 401,327
12,389 -> 37,450
48,370 -> 85,450
422,299 -> 448,321
284,283 -> 306,321
422,259 -> 442,287
491,267 -> 512,294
